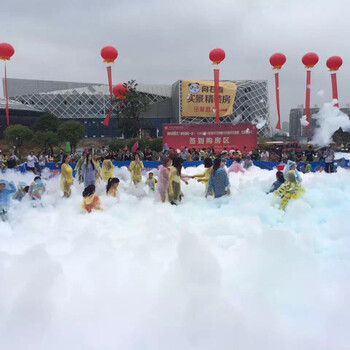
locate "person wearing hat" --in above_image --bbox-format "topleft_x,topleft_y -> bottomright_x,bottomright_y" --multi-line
0,179 -> 16,221
12,182 -> 29,201
274,170 -> 305,210
282,160 -> 302,182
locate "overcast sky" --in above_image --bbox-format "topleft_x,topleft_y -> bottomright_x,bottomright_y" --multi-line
1,0 -> 350,127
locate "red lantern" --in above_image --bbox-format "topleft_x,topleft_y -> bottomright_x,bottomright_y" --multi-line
326,56 -> 343,71
209,48 -> 225,65
100,46 -> 118,63
0,43 -> 15,61
302,52 -> 319,68
269,53 -> 286,69
113,83 -> 129,99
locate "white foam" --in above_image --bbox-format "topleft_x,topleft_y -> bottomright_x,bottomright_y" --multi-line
1,166 -> 350,349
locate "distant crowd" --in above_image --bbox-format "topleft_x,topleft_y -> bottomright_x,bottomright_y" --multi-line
0,143 -> 338,175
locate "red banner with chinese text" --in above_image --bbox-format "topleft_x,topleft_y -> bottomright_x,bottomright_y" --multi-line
162,123 -> 257,153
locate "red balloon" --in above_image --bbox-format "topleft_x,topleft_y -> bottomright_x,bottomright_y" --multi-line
101,46 -> 118,63
269,53 -> 286,69
0,43 -> 15,61
113,83 -> 129,99
326,56 -> 343,71
209,48 -> 225,64
302,52 -> 319,68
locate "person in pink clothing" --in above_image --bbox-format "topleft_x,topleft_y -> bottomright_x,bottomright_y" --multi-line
227,158 -> 245,174
155,157 -> 172,202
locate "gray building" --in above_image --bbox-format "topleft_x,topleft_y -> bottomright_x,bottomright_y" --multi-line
2,78 -> 269,138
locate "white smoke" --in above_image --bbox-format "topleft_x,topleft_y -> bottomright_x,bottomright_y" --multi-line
252,117 -> 267,130
310,101 -> 350,146
300,115 -> 309,127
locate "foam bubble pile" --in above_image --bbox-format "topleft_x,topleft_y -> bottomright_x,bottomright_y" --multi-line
1,166 -> 350,349
311,101 -> 350,146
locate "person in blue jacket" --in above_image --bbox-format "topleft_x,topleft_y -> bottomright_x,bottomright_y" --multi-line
206,158 -> 230,198
0,179 -> 16,221
282,160 -> 302,182
268,171 -> 285,193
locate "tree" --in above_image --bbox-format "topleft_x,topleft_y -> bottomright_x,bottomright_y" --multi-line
34,131 -> 60,153
109,139 -> 126,152
32,113 -> 61,132
332,127 -> 350,146
4,125 -> 34,156
58,121 -> 84,150
150,137 -> 163,152
113,80 -> 151,138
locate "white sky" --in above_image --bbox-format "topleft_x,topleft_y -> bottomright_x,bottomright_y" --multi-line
1,0 -> 350,126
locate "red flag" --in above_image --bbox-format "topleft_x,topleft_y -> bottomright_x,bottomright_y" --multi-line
274,72 -> 281,130
305,70 -> 311,128
147,135 -> 153,141
131,141 -> 138,153
103,108 -> 111,126
103,66 -> 113,127
214,68 -> 220,124
4,63 -> 9,126
331,73 -> 339,107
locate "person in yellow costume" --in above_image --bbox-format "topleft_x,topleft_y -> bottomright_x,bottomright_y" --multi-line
101,156 -> 114,181
81,184 -> 101,213
168,157 -> 189,205
94,154 -> 102,183
129,153 -> 144,184
191,157 -> 213,192
274,170 -> 305,210
61,154 -> 74,197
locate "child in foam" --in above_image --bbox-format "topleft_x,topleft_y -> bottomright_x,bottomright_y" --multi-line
0,180 -> 16,221
12,182 -> 29,201
29,176 -> 46,206
268,171 -> 285,193
82,184 -> 101,213
145,172 -> 157,192
282,160 -> 302,182
274,170 -> 305,210
106,177 -> 119,197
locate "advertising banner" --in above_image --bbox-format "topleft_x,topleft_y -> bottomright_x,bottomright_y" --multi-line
181,80 -> 237,118
163,123 -> 257,153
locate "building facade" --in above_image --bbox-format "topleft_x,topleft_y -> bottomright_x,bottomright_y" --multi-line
2,78 -> 270,139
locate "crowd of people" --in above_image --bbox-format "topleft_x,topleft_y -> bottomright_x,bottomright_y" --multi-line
0,141 -> 342,220
0,143 -> 337,174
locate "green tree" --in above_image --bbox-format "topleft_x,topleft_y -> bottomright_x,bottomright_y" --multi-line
4,125 -> 34,156
34,131 -> 60,153
32,113 -> 61,132
150,137 -> 163,152
57,121 -> 84,150
109,139 -> 126,152
113,80 -> 151,138
126,138 -> 151,151
332,127 -> 350,146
